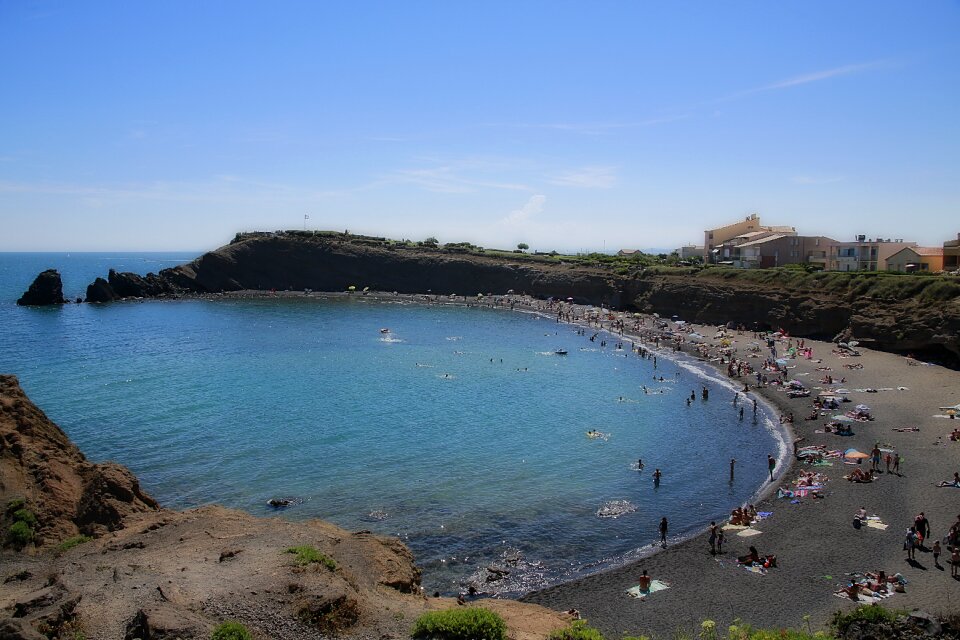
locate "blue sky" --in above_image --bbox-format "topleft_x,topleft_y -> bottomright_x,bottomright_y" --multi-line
1,1 -> 957,252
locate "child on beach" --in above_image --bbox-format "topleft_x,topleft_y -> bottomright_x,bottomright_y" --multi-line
933,540 -> 941,568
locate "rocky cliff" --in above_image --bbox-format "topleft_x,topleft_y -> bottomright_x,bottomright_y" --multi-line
0,375 -> 569,640
74,232 -> 960,366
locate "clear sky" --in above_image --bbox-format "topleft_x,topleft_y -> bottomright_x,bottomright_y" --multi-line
1,1 -> 957,252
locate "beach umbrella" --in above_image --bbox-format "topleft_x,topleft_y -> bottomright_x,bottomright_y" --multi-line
844,449 -> 869,459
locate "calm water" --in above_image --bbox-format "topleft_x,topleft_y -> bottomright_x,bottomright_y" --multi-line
0,253 -> 785,595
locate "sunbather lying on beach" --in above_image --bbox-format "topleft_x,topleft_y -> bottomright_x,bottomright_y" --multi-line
845,468 -> 873,483
936,472 -> 960,487
892,427 -> 920,432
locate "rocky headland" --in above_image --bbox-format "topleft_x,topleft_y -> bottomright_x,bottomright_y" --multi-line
0,374 -> 569,639
58,231 -> 960,366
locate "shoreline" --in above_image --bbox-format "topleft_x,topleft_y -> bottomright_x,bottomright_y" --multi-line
22,288 -> 960,636
173,289 -> 800,594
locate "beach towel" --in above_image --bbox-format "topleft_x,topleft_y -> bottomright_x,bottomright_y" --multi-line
722,523 -> 747,531
626,580 -> 670,598
743,564 -> 767,575
865,518 -> 888,531
737,528 -> 762,538
756,511 -> 773,520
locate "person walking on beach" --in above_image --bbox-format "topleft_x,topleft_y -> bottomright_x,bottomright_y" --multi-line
729,458 -> 736,482
951,546 -> 960,578
717,527 -> 725,554
708,521 -> 718,555
932,540 -> 942,569
905,526 -> 917,561
767,454 -> 776,482
659,517 -> 668,548
893,452 -> 901,475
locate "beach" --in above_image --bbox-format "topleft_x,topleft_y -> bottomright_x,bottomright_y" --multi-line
517,313 -> 960,637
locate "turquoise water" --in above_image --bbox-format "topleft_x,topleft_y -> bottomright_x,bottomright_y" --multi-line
0,253 -> 784,595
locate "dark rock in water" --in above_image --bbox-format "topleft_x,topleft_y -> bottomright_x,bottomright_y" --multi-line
17,269 -> 67,306
108,269 -> 176,298
85,277 -> 119,303
85,269 -> 179,303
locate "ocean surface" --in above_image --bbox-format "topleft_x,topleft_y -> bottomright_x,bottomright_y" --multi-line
0,252 -> 786,595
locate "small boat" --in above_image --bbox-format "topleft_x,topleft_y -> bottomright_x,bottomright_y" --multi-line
554,349 -> 568,355
379,328 -> 390,334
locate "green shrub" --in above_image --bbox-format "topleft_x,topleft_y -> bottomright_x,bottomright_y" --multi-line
210,621 -> 253,640
57,535 -> 93,553
12,509 -> 37,527
411,607 -> 506,640
5,497 -> 25,513
7,520 -> 34,548
830,603 -> 902,635
549,619 -> 604,640
285,545 -> 337,570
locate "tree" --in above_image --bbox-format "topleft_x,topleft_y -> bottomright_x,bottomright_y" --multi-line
517,243 -> 529,252
424,237 -> 439,247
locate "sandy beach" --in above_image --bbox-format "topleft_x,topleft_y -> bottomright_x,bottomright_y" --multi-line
515,311 -> 960,637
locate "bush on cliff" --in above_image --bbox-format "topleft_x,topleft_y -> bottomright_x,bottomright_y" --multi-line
285,545 -> 337,570
549,619 -> 606,640
411,607 -> 506,640
210,621 -> 253,640
6,520 -> 34,548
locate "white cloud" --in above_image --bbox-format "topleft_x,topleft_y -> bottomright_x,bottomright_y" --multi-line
503,195 -> 546,225
719,61 -> 886,102
547,166 -> 617,189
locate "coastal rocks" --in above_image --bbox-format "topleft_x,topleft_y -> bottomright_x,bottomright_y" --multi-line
85,276 -> 120,303
84,269 -> 178,302
16,269 -> 67,306
0,374 -> 160,546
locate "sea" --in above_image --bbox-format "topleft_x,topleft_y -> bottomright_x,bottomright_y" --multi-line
0,252 -> 786,596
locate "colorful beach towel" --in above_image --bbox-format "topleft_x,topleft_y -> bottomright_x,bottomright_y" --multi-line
626,580 -> 670,598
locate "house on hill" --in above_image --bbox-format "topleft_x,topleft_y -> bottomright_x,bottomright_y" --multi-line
885,247 -> 945,272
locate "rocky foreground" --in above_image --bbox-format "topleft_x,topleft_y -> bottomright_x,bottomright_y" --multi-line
0,375 -> 569,639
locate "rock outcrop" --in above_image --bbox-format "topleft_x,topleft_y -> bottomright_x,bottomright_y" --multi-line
0,374 -> 160,544
16,270 -> 67,306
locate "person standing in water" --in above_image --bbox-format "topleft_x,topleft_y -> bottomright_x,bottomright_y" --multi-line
768,454 -> 776,481
653,468 -> 662,487
658,517 -> 668,548
730,458 -> 736,482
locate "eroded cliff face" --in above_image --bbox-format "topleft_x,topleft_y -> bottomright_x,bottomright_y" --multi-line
628,276 -> 960,364
74,233 -> 959,365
